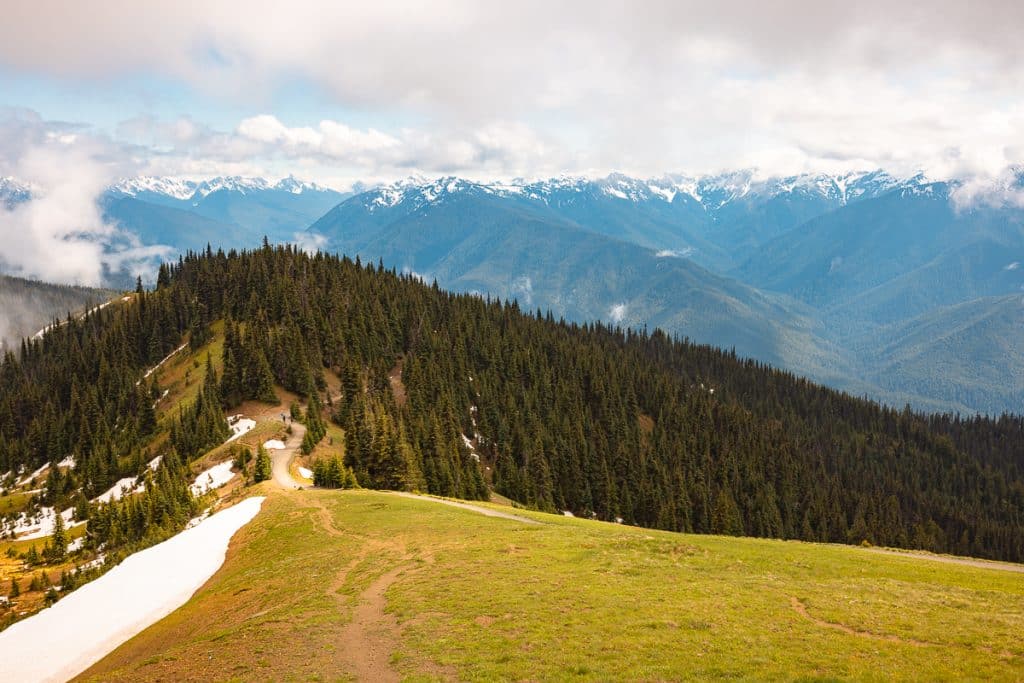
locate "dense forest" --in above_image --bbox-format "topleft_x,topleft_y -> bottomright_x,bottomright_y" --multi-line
0,274 -> 114,349
1,245 -> 1022,561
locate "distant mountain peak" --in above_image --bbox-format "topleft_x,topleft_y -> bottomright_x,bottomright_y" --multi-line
0,176 -> 33,208
354,169 -> 927,216
109,175 -> 334,200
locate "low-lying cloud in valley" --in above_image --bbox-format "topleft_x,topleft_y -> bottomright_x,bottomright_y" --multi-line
0,111 -> 172,286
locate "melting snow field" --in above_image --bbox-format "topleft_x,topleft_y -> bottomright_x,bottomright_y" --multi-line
263,439 -> 286,450
6,506 -> 84,540
0,496 -> 265,683
93,476 -> 143,504
190,461 -> 236,496
226,415 -> 256,442
298,466 -> 313,479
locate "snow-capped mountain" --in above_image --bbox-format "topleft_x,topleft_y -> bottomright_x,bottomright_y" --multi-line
359,169 -> 920,215
109,174 -> 335,201
100,175 -> 349,255
343,169 -> 930,271
0,176 -> 31,208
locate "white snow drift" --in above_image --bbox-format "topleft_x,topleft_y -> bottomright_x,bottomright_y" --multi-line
0,496 -> 265,683
226,415 -> 256,442
6,506 -> 84,540
262,439 -> 286,450
189,461 -> 236,496
92,476 -> 144,504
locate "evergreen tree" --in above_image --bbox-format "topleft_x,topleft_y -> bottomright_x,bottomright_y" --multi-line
254,445 -> 272,483
49,512 -> 67,561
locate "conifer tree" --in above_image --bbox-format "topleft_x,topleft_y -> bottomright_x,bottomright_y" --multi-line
254,445 -> 272,483
49,512 -> 67,561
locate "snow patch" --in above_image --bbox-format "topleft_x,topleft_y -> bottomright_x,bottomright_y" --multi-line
298,467 -> 313,480
16,463 -> 49,486
7,507 -> 82,540
57,455 -> 75,469
0,497 -> 265,683
262,439 -> 286,450
226,415 -> 256,442
189,461 -> 236,496
138,343 -> 187,384
93,477 -> 144,504
32,299 -> 116,340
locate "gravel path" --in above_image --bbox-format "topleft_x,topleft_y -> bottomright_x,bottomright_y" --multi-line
864,547 -> 1024,574
270,421 -> 305,490
392,491 -> 541,524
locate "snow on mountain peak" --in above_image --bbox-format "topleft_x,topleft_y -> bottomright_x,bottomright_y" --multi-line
110,175 -> 331,200
359,169 -> 930,214
111,176 -> 199,200
193,176 -> 271,197
0,176 -> 33,207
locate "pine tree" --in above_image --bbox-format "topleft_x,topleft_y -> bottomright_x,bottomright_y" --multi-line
254,445 -> 272,483
49,512 -> 67,561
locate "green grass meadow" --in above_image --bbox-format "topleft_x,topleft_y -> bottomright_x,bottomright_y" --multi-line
79,489 -> 1024,681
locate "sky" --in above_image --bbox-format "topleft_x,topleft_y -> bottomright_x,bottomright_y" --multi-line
0,1 -> 1023,285
2,0 -> 1023,189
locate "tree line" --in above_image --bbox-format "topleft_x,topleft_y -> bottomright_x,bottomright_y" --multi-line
1,245 -> 1021,561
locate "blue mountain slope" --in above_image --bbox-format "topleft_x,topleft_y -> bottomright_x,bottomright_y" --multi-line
308,182 -> 848,378
107,176 -> 349,247
737,184 -> 1024,314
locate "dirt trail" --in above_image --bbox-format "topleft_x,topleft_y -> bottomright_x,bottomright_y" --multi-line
393,491 -> 541,524
789,597 -> 931,647
270,420 -> 305,490
864,547 -> 1024,574
302,494 -> 413,682
338,564 -> 412,683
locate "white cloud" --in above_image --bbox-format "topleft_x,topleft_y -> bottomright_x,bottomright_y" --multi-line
292,230 -> 326,254
2,3 -> 1023,180
0,110 -> 172,285
609,303 -> 627,323
950,167 -> 1024,211
655,248 -> 694,258
511,276 -> 533,306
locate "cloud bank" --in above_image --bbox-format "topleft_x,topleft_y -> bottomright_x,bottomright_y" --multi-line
1,1 -> 1023,182
0,110 -> 172,285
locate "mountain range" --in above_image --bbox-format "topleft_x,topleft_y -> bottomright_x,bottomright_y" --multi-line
103,175 -> 350,251
302,171 -> 1023,413
1,169 -> 1021,414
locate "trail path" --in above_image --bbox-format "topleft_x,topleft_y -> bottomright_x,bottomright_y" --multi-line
864,547 -> 1024,574
270,420 -> 305,490
392,491 -> 541,524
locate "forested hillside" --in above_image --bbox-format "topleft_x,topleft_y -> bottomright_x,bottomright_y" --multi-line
2,246 -> 1022,561
0,275 -> 115,349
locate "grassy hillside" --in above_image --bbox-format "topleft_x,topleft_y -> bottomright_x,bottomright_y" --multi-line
79,488 -> 1024,681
